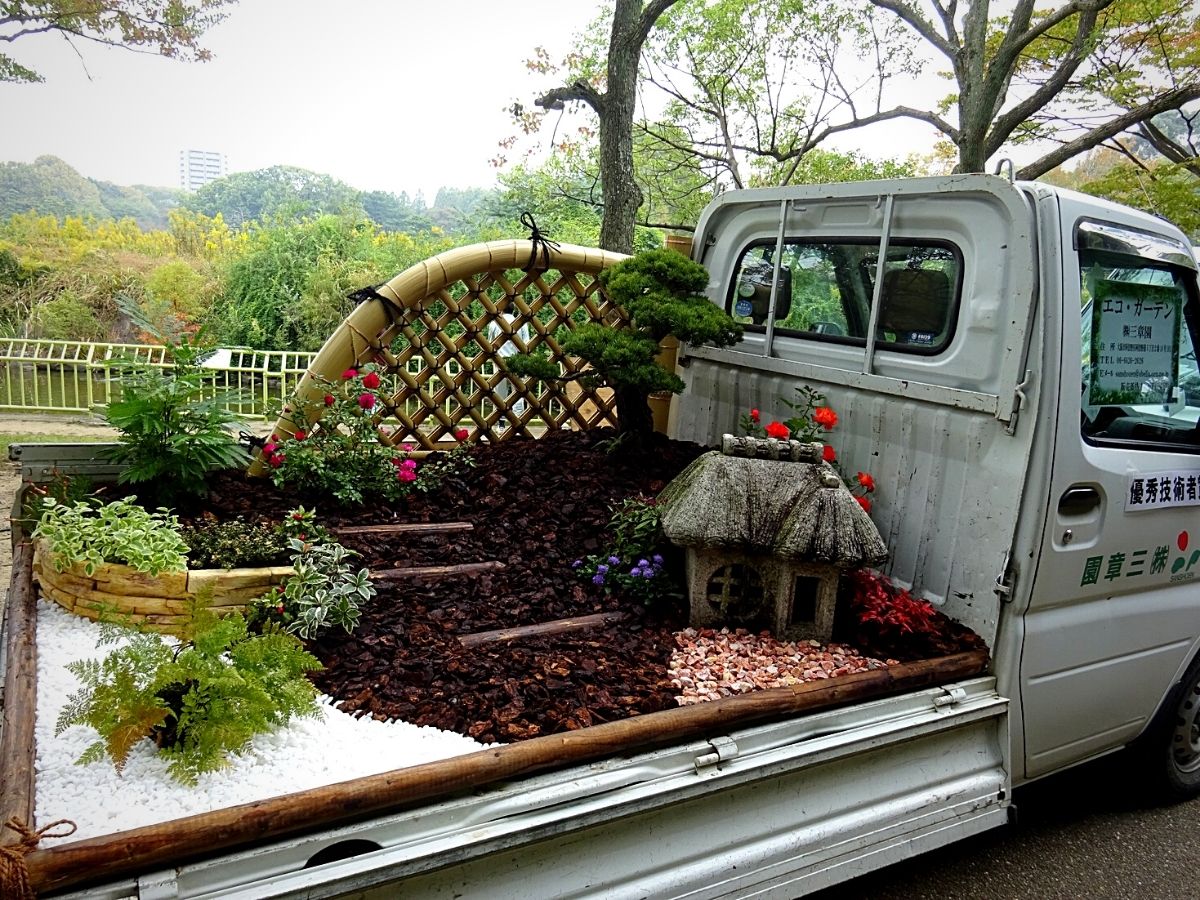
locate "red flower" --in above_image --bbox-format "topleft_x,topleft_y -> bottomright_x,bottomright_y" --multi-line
822,444 -> 837,462
267,453 -> 285,468
361,371 -> 381,390
324,394 -> 335,406
855,495 -> 872,513
341,368 -> 358,380
454,427 -> 470,441
749,408 -> 760,423
358,392 -> 376,409
764,421 -> 790,440
262,442 -> 277,455
857,471 -> 876,492
813,406 -> 838,430
292,431 -> 306,441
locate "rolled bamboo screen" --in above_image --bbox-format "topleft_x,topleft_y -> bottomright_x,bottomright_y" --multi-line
251,240 -> 629,475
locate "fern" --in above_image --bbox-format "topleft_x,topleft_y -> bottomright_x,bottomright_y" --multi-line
56,600 -> 321,785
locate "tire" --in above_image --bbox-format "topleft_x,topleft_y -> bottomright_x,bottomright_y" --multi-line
1135,653 -> 1200,802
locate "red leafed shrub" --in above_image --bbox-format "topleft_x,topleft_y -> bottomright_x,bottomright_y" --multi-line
851,569 -> 938,635
841,569 -> 987,661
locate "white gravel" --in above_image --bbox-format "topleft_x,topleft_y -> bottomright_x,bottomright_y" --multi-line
34,600 -> 491,844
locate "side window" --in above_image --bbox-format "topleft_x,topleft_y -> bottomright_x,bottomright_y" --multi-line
1080,249 -> 1200,450
726,240 -> 961,353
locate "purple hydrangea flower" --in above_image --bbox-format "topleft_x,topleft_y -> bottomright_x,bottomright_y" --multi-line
597,564 -> 609,574
637,559 -> 649,568
608,555 -> 620,565
652,554 -> 664,565
592,574 -> 606,585
572,559 -> 583,569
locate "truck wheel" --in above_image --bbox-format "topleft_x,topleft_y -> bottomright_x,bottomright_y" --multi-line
1138,654 -> 1200,802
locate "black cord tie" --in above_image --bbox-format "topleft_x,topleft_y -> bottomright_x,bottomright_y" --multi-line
348,285 -> 407,324
520,212 -> 561,271
239,430 -> 266,451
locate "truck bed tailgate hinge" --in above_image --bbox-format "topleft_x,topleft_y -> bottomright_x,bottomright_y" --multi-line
933,686 -> 967,709
695,736 -> 739,769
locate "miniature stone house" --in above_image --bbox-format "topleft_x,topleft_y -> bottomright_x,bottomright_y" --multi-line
658,434 -> 888,642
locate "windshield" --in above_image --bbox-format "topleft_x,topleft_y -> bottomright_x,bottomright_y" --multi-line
1079,249 -> 1200,450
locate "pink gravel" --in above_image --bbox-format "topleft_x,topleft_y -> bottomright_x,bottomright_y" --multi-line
669,627 -> 898,705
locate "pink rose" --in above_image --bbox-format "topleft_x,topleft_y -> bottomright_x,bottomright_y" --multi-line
358,392 -> 376,409
293,431 -> 306,441
324,394 -> 335,406
342,368 -> 358,380
454,428 -> 469,441
361,371 -> 381,389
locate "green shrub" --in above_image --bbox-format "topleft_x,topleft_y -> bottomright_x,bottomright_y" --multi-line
263,364 -> 474,505
248,538 -> 375,640
179,517 -> 291,570
572,496 -> 675,606
34,497 -> 189,577
55,603 -> 321,785
104,308 -> 248,504
509,249 -> 742,436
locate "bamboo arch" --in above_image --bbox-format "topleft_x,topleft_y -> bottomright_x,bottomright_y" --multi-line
250,239 -> 629,475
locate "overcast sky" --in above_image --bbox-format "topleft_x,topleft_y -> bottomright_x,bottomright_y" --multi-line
0,0 -> 607,200
0,0 -> 957,202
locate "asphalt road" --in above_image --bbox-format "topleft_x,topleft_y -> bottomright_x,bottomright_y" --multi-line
809,750 -> 1200,900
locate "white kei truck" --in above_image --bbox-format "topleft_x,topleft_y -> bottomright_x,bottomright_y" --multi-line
5,174 -> 1200,898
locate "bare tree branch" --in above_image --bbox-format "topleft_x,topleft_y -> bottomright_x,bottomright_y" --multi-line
868,0 -> 955,59
536,80 -> 606,117
1018,83 -> 1200,178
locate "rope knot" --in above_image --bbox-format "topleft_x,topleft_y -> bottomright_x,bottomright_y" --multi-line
520,212 -> 561,271
0,818 -> 77,899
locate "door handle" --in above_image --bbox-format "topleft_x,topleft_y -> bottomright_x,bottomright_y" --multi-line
1058,485 -> 1101,516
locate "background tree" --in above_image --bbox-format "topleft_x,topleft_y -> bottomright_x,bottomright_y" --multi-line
635,0 -> 922,190
865,0 -> 1200,176
360,190 -> 434,233
533,0 -> 681,253
182,166 -> 363,228
1010,0 -> 1199,177
0,0 -> 237,83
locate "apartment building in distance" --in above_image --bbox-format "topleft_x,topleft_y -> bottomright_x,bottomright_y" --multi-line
179,149 -> 227,191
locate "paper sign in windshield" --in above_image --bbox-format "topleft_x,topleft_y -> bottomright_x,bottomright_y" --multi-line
1126,470 -> 1200,512
1089,279 -> 1181,405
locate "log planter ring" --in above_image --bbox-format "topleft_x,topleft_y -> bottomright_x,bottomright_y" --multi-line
32,539 -> 292,633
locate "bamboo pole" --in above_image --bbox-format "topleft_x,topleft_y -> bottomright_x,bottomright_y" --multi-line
459,612 -> 629,648
372,561 -> 504,580
24,649 -> 987,894
333,522 -> 473,537
0,543 -> 37,846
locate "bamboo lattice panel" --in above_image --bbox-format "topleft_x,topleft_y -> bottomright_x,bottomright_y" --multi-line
259,240 -> 630,461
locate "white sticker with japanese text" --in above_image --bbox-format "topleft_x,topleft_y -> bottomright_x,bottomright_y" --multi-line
1126,470 -> 1200,512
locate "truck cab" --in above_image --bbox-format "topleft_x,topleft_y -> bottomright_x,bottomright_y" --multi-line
677,174 -> 1200,792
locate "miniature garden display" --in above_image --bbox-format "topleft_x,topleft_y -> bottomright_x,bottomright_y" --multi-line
13,245 -> 987,867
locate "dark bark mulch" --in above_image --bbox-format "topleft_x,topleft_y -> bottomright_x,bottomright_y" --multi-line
196,429 -> 983,744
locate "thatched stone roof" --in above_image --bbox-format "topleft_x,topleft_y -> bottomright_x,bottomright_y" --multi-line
658,436 -> 888,568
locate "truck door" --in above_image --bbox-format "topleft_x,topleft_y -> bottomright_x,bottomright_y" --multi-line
1021,198 -> 1200,778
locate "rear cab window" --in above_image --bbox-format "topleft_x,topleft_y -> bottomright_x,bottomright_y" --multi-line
726,240 -> 963,353
1078,220 -> 1200,452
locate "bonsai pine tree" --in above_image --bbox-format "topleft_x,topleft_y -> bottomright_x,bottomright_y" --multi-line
508,249 -> 742,436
